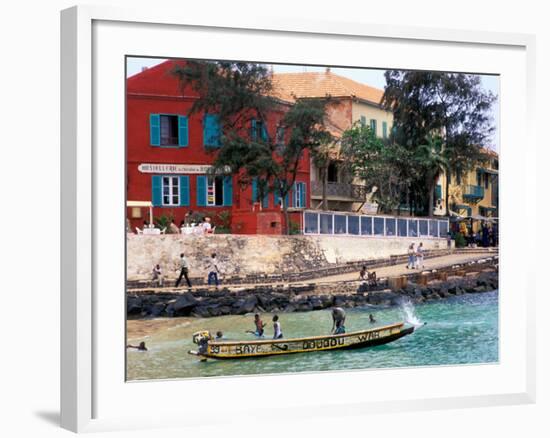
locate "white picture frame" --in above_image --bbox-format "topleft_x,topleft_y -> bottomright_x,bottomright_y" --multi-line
60,5 -> 536,433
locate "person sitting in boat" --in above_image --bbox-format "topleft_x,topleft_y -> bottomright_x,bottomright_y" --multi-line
215,331 -> 224,341
331,307 -> 346,334
246,314 -> 266,337
369,314 -> 376,324
273,315 -> 283,339
126,341 -> 147,351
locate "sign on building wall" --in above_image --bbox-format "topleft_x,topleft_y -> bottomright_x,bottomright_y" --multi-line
138,163 -> 229,174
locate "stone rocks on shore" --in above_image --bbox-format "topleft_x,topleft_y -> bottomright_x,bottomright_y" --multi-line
127,269 -> 498,319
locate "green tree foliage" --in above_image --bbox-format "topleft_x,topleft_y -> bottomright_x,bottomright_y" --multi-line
172,61 -> 331,233
341,122 -> 412,213
382,71 -> 496,215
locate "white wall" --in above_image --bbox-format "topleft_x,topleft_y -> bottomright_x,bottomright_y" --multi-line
1,1 -> 547,438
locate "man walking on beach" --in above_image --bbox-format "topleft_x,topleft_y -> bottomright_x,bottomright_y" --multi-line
175,253 -> 192,288
207,253 -> 220,286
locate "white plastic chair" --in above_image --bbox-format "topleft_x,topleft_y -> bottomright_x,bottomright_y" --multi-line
135,227 -> 143,235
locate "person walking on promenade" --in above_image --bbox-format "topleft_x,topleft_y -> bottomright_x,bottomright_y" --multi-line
407,243 -> 416,269
175,253 -> 192,288
207,253 -> 220,286
273,315 -> 283,339
152,264 -> 164,287
415,242 -> 425,269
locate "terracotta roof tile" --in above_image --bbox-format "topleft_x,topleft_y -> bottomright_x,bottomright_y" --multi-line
271,71 -> 384,105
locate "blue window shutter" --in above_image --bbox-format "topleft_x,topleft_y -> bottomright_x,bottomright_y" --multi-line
382,121 -> 388,138
223,176 -> 233,206
204,114 -> 221,147
152,175 -> 162,206
252,178 -> 258,203
196,176 -> 207,206
300,182 -> 306,208
360,115 -> 366,126
261,124 -> 268,142
179,176 -> 190,206
150,114 -> 160,146
178,116 -> 188,147
262,186 -> 269,209
251,119 -> 257,141
435,184 -> 442,199
274,188 -> 281,207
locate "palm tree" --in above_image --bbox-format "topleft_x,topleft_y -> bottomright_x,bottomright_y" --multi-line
415,134 -> 449,216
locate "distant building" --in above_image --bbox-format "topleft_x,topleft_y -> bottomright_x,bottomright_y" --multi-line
271,69 -> 393,213
437,148 -> 499,232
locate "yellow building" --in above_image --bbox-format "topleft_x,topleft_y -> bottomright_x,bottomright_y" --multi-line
272,69 -> 393,212
435,149 -> 499,232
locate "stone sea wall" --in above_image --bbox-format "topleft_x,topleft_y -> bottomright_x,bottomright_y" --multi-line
127,234 -> 449,281
127,262 -> 498,318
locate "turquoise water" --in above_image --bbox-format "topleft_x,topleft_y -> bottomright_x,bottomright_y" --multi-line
126,290 -> 498,381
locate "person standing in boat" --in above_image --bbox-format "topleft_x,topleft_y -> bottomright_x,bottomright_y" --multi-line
273,315 -> 283,339
331,307 -> 346,334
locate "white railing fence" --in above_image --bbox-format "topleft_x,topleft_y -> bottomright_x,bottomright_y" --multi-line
302,210 -> 449,239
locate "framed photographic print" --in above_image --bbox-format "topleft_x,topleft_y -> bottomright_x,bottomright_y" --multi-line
61,4 -> 536,433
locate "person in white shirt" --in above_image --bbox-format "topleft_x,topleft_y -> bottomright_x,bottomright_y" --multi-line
272,315 -> 283,339
202,217 -> 213,234
207,253 -> 220,286
151,264 -> 163,287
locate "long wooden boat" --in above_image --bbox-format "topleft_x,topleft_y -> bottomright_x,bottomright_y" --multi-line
188,322 -> 414,360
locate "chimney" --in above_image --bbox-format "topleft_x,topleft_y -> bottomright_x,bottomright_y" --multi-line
141,66 -> 148,72
325,67 -> 331,74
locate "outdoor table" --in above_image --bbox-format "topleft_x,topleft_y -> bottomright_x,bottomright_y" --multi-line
142,228 -> 161,235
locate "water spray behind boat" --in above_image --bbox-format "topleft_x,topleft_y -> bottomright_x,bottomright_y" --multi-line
398,297 -> 423,327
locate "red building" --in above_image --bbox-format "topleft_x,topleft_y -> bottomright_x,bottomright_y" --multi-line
126,60 -> 310,234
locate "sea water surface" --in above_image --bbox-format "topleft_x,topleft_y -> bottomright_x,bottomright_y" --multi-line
126,290 -> 498,381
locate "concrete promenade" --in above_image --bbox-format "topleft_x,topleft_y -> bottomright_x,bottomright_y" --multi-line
131,250 -> 497,293
312,251 -> 496,284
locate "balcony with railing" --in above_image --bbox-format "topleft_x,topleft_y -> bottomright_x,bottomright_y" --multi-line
310,181 -> 368,201
463,185 -> 484,201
